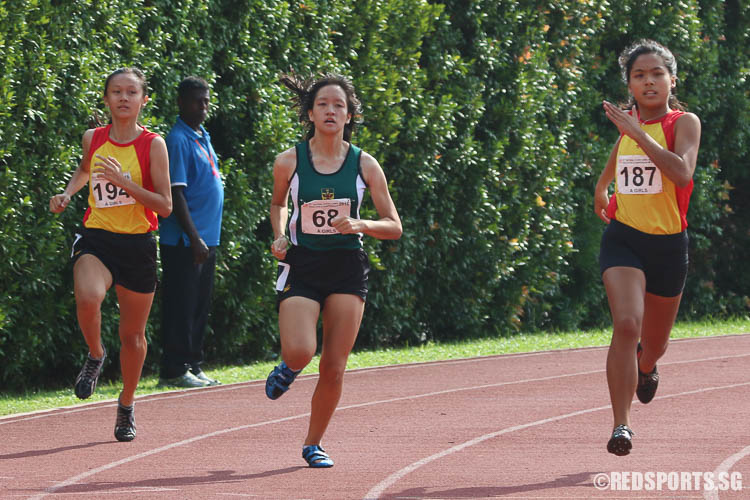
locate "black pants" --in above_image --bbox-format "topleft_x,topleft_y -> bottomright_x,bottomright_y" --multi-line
159,242 -> 217,379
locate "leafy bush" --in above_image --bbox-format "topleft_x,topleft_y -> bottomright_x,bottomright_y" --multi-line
1,0 -> 747,389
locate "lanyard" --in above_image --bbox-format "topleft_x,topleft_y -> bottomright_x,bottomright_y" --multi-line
194,139 -> 220,178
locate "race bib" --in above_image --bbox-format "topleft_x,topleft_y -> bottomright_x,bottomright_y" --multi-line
617,155 -> 663,195
301,198 -> 351,234
92,172 -> 135,208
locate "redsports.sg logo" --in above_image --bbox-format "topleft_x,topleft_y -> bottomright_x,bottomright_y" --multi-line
593,471 -> 743,492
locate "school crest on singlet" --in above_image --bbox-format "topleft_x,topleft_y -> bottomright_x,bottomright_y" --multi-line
287,141 -> 367,250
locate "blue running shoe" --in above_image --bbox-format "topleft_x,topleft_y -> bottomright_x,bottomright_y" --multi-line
265,361 -> 300,400
302,444 -> 334,468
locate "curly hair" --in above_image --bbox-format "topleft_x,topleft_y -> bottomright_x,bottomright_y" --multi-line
279,72 -> 363,142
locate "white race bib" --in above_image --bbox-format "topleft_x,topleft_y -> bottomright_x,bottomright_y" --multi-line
300,198 -> 351,234
617,155 -> 663,195
92,172 -> 135,208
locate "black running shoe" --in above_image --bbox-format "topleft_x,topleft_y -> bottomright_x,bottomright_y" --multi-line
114,402 -> 136,442
607,424 -> 634,456
74,347 -> 107,399
636,343 -> 659,404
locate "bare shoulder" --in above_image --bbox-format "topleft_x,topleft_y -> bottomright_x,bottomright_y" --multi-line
359,150 -> 385,179
150,134 -> 167,150
80,129 -> 97,161
274,146 -> 297,170
148,135 -> 168,165
272,146 -> 298,185
675,112 -> 701,141
82,128 -> 96,145
676,112 -> 701,129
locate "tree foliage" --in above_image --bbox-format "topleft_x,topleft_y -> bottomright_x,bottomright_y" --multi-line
1,0 -> 747,388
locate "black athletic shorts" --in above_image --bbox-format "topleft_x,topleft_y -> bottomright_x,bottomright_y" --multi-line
599,219 -> 688,298
275,245 -> 370,308
71,227 -> 157,293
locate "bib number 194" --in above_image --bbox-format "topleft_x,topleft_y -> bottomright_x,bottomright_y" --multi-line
92,172 -> 135,208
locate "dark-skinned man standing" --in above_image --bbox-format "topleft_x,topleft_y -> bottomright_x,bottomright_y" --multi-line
158,76 -> 224,388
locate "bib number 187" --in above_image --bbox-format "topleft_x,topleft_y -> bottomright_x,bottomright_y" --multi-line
617,155 -> 663,195
620,165 -> 656,187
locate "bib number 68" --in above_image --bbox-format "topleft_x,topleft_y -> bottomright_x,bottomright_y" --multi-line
301,198 -> 351,234
312,208 -> 340,228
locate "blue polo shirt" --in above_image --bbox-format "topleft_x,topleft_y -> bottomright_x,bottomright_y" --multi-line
160,117 -> 224,247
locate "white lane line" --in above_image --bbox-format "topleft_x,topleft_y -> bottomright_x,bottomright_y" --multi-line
0,349 -> 570,424
5,330 -> 748,426
3,335 -> 747,425
26,366 -> 609,500
26,412 -> 310,500
6,351 -> 748,426
363,381 -> 750,500
704,445 -> 750,500
0,384 -> 263,425
26,351 -> 750,499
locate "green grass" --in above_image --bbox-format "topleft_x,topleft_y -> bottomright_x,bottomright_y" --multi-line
2,318 -> 748,418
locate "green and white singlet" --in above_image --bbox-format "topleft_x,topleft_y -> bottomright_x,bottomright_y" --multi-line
288,140 -> 367,250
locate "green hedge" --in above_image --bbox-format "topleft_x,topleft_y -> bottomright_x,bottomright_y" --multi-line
1,0 -> 748,389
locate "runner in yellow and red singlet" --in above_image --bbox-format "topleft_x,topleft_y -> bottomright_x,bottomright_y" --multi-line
50,67 -> 172,442
594,40 -> 701,456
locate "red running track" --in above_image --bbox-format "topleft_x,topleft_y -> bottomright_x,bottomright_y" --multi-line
1,334 -> 748,499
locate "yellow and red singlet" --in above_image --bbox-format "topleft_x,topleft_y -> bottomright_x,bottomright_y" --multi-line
606,110 -> 693,235
82,125 -> 159,234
